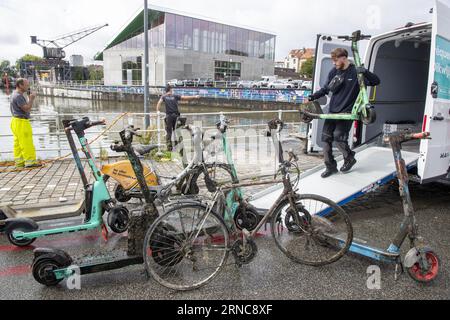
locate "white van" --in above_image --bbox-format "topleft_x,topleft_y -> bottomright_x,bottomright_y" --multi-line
308,0 -> 450,183
255,75 -> 278,88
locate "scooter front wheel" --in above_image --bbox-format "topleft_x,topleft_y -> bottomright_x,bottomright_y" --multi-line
114,184 -> 133,203
107,206 -> 130,234
32,257 -> 65,286
407,248 -> 440,283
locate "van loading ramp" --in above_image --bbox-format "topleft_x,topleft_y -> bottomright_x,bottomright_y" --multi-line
249,145 -> 420,211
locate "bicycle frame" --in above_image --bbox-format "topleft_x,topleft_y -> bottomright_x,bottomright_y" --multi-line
204,121 -> 299,239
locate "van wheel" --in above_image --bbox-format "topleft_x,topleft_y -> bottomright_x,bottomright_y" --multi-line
361,108 -> 376,125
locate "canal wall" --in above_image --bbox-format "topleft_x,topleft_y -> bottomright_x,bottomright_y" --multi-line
38,86 -> 310,110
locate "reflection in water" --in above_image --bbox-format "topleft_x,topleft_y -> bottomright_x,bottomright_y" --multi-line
0,90 -> 303,161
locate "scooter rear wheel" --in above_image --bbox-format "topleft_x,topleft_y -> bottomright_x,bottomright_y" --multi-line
361,107 -> 377,125
6,223 -> 37,247
32,257 -> 64,286
407,249 -> 440,283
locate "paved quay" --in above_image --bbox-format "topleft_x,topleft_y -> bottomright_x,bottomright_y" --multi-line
0,179 -> 449,300
1,144 -> 449,300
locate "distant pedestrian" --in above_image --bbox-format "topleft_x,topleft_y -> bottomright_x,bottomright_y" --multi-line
10,78 -> 41,168
156,85 -> 200,151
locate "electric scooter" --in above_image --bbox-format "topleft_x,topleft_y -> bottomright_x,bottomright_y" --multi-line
30,123 -> 227,286
31,125 -> 160,286
2,117 -> 130,247
299,30 -> 377,125
325,131 -> 440,282
214,114 -> 262,231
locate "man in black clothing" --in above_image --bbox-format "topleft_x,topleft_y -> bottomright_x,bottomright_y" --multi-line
157,85 -> 200,151
306,48 -> 380,178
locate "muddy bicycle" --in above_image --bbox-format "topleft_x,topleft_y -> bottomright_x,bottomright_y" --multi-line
142,119 -> 353,291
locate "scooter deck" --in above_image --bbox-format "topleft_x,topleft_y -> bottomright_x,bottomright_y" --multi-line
72,252 -> 144,275
249,146 -> 419,212
0,200 -> 85,222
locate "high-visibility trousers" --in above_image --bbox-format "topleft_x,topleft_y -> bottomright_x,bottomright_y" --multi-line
10,117 -> 37,167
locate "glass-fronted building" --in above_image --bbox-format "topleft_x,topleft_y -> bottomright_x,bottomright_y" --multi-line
96,5 -> 276,86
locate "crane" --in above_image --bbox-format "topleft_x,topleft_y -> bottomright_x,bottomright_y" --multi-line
31,24 -> 108,60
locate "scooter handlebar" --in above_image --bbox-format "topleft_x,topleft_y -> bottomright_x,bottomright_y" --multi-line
337,31 -> 371,41
125,126 -> 142,138
385,132 -> 431,144
87,119 -> 106,128
404,132 -> 431,142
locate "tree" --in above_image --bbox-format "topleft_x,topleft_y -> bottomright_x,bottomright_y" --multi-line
72,67 -> 85,81
15,54 -> 43,70
300,57 -> 314,78
0,60 -> 11,70
87,65 -> 104,81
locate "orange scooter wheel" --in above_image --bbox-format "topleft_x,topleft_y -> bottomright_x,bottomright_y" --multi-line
407,249 -> 440,283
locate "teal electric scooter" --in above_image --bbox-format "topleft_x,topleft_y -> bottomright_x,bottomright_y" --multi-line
2,117 -> 130,247
214,114 -> 262,231
299,30 -> 376,125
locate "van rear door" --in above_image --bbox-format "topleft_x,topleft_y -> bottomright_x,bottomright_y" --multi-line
418,0 -> 450,182
309,34 -> 354,152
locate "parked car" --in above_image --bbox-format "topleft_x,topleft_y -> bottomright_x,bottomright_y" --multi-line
268,80 -> 294,89
182,79 -> 197,87
167,79 -> 183,87
227,80 -> 239,88
291,80 -> 304,89
237,80 -> 255,88
197,78 -> 215,87
255,76 -> 278,88
301,80 -> 313,90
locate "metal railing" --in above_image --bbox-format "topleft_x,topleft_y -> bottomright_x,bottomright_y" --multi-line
0,110 -> 307,161
39,81 -> 311,104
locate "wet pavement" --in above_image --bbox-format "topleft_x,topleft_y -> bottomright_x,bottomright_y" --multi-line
0,181 -> 449,300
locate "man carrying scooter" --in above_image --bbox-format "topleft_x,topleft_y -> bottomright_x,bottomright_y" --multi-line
156,85 -> 200,151
306,48 -> 380,178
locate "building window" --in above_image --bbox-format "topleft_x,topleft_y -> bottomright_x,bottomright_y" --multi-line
122,56 -> 142,85
214,60 -> 241,81
166,13 -> 176,48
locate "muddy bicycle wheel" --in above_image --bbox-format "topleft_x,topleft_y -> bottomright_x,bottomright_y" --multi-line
143,203 -> 230,291
271,194 -> 353,266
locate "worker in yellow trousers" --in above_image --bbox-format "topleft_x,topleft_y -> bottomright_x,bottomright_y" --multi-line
9,78 -> 41,168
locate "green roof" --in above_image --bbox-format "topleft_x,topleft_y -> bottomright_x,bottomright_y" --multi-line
94,9 -> 163,61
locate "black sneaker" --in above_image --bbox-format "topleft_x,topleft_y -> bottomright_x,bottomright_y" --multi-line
340,158 -> 357,173
321,167 -> 338,178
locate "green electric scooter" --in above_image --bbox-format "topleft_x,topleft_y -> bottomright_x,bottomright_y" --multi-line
299,30 -> 376,125
2,117 -> 130,247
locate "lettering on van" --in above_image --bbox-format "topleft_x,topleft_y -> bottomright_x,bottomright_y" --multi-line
441,152 -> 450,159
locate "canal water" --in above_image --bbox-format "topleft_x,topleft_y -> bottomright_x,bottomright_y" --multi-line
0,89 -> 304,162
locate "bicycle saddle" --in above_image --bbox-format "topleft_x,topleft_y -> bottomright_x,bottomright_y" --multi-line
134,144 -> 159,156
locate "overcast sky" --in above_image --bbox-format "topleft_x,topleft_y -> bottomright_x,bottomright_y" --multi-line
0,0 -> 435,65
